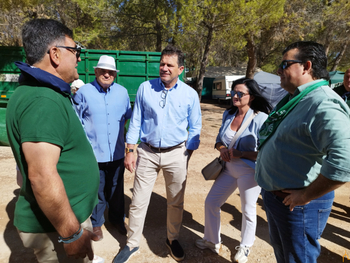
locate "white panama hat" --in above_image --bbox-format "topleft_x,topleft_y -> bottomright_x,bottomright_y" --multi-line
71,79 -> 85,89
93,55 -> 119,72
71,79 -> 85,94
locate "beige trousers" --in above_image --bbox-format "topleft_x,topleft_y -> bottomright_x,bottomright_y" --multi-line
127,142 -> 189,248
18,217 -> 93,263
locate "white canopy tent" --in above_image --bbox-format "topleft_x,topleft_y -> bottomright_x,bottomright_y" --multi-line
254,71 -> 287,108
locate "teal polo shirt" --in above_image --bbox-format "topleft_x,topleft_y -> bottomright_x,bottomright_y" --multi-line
255,79 -> 350,191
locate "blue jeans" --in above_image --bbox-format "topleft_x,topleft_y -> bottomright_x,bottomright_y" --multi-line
91,158 -> 125,227
262,189 -> 334,263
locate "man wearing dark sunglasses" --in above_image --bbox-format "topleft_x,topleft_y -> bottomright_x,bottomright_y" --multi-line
6,19 -> 104,263
255,41 -> 350,263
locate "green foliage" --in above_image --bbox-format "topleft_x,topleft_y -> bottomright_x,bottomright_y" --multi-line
2,0 -> 350,72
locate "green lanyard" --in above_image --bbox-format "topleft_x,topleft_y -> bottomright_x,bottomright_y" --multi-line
258,80 -> 329,149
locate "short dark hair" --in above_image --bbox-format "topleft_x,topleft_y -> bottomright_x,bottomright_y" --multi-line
22,19 -> 73,65
283,41 -> 329,81
161,45 -> 184,67
228,78 -> 272,115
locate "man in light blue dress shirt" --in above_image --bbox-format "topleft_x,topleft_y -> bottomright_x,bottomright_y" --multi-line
74,55 -> 132,240
113,46 -> 202,263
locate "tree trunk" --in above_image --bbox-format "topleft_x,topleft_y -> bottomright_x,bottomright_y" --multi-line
154,0 -> 162,51
155,19 -> 162,51
245,32 -> 257,79
324,38 -> 331,56
330,42 -> 347,71
195,25 -> 214,101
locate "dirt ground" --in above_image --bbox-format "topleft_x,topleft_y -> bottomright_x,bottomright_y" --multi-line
1,101 -> 350,263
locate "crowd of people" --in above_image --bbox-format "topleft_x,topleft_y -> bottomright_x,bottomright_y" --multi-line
6,18 -> 350,263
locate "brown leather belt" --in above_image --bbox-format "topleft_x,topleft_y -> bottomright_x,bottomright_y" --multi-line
271,190 -> 290,199
145,142 -> 184,153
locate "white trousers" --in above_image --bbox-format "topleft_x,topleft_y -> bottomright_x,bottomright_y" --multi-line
203,158 -> 261,247
127,142 -> 189,248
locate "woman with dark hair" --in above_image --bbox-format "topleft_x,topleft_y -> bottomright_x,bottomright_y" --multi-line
195,78 -> 271,263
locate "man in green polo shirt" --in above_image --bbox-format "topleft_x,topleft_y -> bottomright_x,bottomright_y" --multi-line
6,19 -> 102,262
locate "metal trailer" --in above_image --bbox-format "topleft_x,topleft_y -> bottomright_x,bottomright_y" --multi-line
212,75 -> 245,102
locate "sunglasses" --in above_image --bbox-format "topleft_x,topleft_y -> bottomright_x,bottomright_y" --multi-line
278,60 -> 303,70
159,89 -> 168,108
47,43 -> 82,59
231,90 -> 249,99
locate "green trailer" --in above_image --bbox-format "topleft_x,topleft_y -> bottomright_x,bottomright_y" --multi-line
0,46 -> 185,146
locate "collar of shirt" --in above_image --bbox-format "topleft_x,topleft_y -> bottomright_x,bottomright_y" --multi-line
293,79 -> 326,98
92,78 -> 111,93
159,77 -> 179,91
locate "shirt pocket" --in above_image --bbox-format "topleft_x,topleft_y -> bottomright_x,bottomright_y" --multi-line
173,103 -> 188,124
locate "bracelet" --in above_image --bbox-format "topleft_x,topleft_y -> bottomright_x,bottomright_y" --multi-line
218,145 -> 226,151
58,225 -> 83,244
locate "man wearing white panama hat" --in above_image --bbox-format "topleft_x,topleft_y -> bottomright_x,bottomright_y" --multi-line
74,55 -> 132,240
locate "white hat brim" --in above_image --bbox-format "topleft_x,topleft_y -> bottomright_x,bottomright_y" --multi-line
94,65 -> 120,72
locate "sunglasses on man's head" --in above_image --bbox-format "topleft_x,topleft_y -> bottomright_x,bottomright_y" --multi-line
231,90 -> 249,99
278,60 -> 303,70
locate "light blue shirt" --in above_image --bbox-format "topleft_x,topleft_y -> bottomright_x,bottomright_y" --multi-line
126,78 -> 202,150
216,108 -> 268,169
255,80 -> 350,191
74,79 -> 132,162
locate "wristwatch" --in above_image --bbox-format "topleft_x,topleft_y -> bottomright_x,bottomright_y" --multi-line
125,147 -> 134,154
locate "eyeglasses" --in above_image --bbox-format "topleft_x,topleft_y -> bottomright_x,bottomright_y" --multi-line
278,60 -> 303,70
159,90 -> 168,108
231,90 -> 249,99
47,43 -> 81,59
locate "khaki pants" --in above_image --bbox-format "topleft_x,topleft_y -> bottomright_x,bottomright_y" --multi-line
18,218 -> 93,263
127,142 -> 189,248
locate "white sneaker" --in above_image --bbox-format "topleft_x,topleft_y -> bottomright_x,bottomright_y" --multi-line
195,238 -> 220,254
233,246 -> 250,263
93,255 -> 105,263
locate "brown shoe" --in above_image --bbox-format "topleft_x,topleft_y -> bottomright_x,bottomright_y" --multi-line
93,226 -> 103,241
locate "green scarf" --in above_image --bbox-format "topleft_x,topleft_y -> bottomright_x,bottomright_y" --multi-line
258,80 -> 329,149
